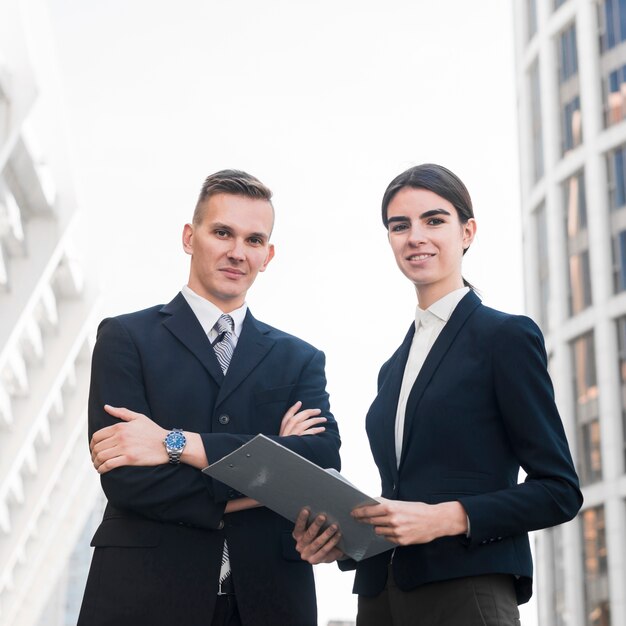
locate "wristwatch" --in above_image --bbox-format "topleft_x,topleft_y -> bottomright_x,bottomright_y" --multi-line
164,428 -> 186,464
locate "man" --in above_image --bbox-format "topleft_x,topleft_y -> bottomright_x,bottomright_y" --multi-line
79,170 -> 341,626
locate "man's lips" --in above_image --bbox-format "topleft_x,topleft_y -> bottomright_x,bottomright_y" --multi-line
219,267 -> 246,277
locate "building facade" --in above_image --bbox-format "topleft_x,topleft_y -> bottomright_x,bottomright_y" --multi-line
0,0 -> 100,624
514,1 -> 626,625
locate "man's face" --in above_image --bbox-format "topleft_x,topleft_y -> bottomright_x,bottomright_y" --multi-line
183,193 -> 275,312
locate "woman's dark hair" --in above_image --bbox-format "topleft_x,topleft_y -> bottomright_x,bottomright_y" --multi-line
381,163 -> 476,290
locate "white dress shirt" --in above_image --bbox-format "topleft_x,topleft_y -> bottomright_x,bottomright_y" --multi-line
394,287 -> 470,466
181,285 -> 247,348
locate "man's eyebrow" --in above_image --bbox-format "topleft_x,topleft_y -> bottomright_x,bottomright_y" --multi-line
248,231 -> 269,240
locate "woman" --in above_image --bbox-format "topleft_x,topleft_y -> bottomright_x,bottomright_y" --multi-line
294,163 -> 582,625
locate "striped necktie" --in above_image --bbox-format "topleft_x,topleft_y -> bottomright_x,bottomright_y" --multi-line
212,314 -> 235,595
213,314 -> 235,374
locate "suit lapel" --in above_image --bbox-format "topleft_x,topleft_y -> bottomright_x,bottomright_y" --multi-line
399,290 -> 482,469
377,324 -> 415,485
160,293 -> 224,385
215,310 -> 275,407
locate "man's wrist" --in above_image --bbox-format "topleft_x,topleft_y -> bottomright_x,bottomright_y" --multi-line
179,432 -> 209,469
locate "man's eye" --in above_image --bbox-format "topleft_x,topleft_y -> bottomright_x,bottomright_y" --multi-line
249,237 -> 263,245
215,229 -> 229,237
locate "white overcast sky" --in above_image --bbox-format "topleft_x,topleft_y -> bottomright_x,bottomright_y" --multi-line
44,0 -> 537,623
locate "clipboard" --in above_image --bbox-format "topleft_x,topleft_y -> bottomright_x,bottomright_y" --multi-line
203,434 -> 394,561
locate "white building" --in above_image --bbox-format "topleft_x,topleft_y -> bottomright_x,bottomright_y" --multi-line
514,1 -> 626,625
0,0 -> 100,624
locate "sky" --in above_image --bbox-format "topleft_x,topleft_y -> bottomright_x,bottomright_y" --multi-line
43,0 -> 536,623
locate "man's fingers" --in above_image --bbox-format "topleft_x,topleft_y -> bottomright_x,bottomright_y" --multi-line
300,427 -> 326,436
103,405 -> 140,421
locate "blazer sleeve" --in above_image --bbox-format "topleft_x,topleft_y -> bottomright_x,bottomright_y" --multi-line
202,349 -> 342,502
89,317 -> 225,530
458,315 -> 583,546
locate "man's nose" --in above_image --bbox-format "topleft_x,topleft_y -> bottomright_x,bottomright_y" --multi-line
227,238 -> 245,260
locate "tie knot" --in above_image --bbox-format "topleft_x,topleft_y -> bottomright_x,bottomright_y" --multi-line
215,314 -> 234,336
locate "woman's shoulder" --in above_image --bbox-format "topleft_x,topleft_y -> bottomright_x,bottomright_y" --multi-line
473,302 -> 543,341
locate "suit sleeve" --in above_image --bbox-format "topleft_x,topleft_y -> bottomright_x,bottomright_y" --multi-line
458,315 -> 583,546
89,318 -> 225,530
202,349 -> 342,502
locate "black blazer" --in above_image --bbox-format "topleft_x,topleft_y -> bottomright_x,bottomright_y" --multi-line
345,290 -> 581,604
78,293 -> 341,626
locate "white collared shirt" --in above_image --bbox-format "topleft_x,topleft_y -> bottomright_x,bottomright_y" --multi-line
181,285 -> 247,347
394,287 -> 470,466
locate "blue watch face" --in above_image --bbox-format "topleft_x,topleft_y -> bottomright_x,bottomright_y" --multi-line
166,431 -> 186,450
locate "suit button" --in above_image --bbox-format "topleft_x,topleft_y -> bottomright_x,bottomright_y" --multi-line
218,414 -> 230,425
217,520 -> 224,530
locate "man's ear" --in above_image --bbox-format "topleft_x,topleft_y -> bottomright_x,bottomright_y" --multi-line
182,223 -> 194,255
259,244 -> 275,272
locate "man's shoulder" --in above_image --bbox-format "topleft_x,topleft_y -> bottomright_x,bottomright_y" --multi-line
249,317 -> 320,354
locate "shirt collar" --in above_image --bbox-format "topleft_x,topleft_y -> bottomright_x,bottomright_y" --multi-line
181,285 -> 247,338
415,286 -> 470,329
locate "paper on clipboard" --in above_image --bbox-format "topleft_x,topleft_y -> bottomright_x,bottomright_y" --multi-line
202,434 -> 394,562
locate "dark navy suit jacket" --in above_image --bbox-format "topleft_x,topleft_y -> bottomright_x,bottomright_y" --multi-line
78,293 -> 341,626
345,290 -> 581,604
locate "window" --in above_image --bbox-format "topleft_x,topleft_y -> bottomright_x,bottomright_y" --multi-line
527,0 -> 538,41
536,203 -> 549,329
581,506 -> 611,626
558,24 -> 582,154
564,171 -> 591,314
530,61 -> 544,181
559,24 -> 579,84
571,333 -> 602,485
599,0 -> 626,53
607,144 -> 626,211
616,316 -> 626,468
604,64 -> 626,126
613,230 -> 626,293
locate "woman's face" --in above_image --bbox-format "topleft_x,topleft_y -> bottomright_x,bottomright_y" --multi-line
386,186 -> 476,308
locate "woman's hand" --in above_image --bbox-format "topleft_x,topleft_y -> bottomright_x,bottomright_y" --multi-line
292,508 -> 345,564
352,497 -> 468,545
280,401 -> 327,436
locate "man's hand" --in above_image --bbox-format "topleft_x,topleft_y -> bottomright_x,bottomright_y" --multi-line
90,405 -> 169,473
292,508 -> 345,564
280,401 -> 327,436
351,498 -> 468,545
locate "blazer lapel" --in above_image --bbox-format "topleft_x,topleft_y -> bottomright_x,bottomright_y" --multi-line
160,293 -> 224,385
377,324 -> 415,486
399,290 -> 482,468
215,310 -> 275,407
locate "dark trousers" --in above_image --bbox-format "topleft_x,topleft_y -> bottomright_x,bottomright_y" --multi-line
357,566 -> 521,626
210,595 -> 242,626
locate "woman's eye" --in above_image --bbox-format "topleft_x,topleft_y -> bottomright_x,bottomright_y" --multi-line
427,218 -> 444,226
391,223 -> 409,232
